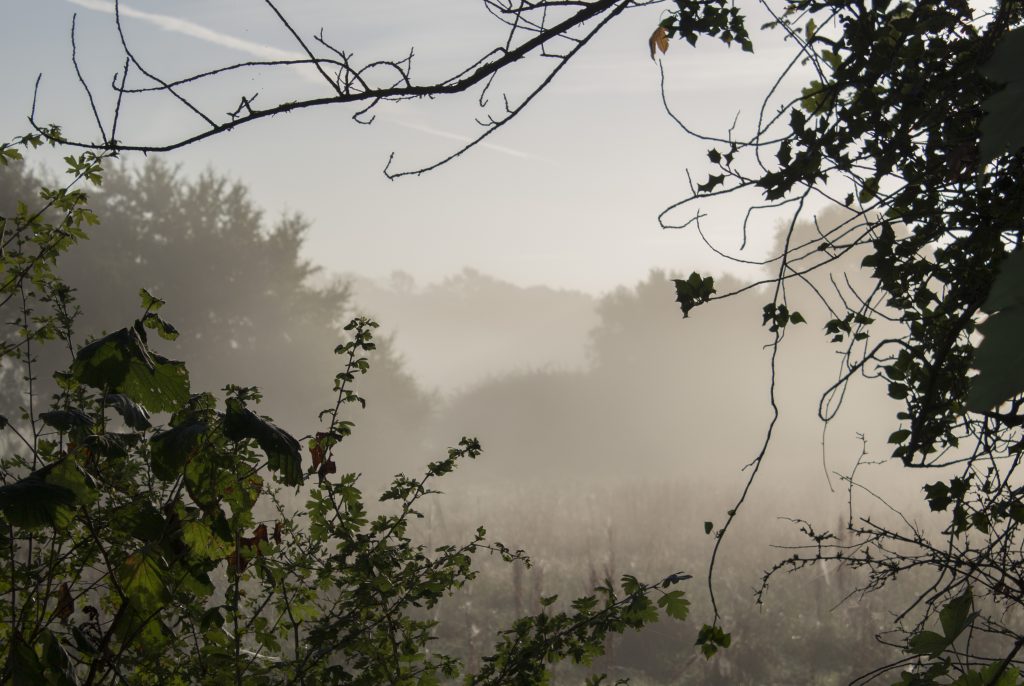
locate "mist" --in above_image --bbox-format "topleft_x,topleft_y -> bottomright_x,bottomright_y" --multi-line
0,158 -> 931,683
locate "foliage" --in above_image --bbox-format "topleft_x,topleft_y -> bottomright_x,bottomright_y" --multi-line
0,158 -> 433,486
0,140 -> 694,684
28,0 -> 1024,681
646,1 -> 1024,682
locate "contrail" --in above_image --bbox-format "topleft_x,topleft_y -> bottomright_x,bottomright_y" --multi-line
67,0 -> 305,62
67,0 -> 535,160
390,119 -> 533,160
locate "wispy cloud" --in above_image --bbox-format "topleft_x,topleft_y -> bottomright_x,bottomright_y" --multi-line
67,0 -> 305,62
390,119 -> 534,160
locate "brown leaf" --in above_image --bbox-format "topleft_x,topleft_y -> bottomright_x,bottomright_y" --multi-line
227,549 -> 250,574
649,26 -> 669,60
317,458 -> 337,480
273,521 -> 282,545
309,433 -> 327,470
54,582 -> 74,623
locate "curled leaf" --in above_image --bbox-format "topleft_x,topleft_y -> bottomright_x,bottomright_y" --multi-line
649,26 -> 669,60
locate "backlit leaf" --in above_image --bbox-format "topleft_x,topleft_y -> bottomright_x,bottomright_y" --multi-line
649,26 -> 669,60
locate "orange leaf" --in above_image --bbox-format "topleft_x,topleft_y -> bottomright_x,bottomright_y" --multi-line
649,26 -> 669,60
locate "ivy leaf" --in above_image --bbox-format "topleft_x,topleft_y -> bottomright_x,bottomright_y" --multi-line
223,399 -> 302,486
923,481 -> 951,511
673,273 -> 716,318
966,250 -> 1024,411
979,27 -> 1024,165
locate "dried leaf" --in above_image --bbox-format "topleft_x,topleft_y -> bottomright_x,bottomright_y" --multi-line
54,583 -> 74,623
649,26 -> 669,60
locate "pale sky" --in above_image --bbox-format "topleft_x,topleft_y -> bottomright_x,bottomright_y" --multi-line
0,0 -> 814,294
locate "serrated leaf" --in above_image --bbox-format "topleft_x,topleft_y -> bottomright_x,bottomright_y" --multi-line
223,399 -> 302,486
72,327 -> 189,413
149,421 -> 207,481
0,458 -> 94,529
119,551 -> 170,614
39,407 -> 93,432
657,590 -> 690,620
143,312 -> 179,341
139,288 -> 165,312
105,393 -> 152,430
181,519 -> 232,560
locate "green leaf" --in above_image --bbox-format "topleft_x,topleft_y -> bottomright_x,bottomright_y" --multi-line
4,635 -> 47,686
105,393 -> 152,430
888,429 -> 911,445
181,519 -> 232,560
38,630 -> 78,686
967,251 -> 1024,411
39,407 -> 93,432
695,623 -> 731,659
143,312 -> 180,341
657,590 -> 690,620
149,421 -> 208,481
923,481 -> 951,511
223,399 -> 302,486
126,502 -> 167,543
939,587 -> 973,640
673,273 -> 716,318
907,629 -> 948,657
979,27 -> 1024,165
119,551 -> 170,614
72,326 -> 189,413
0,458 -> 93,529
139,287 -> 165,312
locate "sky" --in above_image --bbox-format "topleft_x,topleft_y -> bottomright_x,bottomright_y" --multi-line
0,0 -> 815,294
